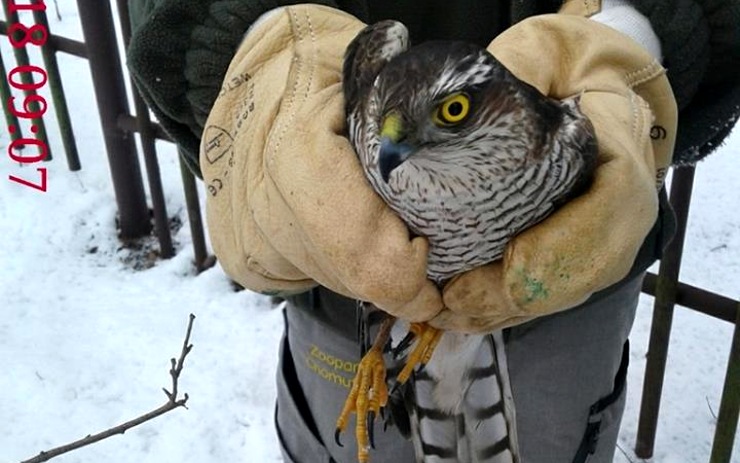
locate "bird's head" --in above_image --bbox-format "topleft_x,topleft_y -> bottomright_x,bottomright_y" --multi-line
344,21 -> 596,207
373,41 -> 531,184
347,34 -> 573,191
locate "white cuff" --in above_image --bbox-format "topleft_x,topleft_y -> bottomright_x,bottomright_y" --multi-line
591,0 -> 662,61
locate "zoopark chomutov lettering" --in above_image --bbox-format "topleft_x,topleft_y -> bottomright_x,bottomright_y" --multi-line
305,344 -> 359,389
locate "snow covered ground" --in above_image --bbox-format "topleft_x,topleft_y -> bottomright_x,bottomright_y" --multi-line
1,4 -> 738,463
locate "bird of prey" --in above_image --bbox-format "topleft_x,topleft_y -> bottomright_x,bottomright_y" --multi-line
336,20 -> 597,463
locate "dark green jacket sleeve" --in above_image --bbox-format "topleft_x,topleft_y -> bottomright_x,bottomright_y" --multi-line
128,0 -> 158,32
629,0 -> 740,164
126,0 -> 340,178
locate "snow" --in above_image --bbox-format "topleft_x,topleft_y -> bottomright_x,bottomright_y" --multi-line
1,3 -> 738,463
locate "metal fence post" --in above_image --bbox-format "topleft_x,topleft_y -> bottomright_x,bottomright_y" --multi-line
635,166 -> 697,458
709,305 -> 740,463
76,0 -> 151,239
178,155 -> 211,271
115,0 -> 173,258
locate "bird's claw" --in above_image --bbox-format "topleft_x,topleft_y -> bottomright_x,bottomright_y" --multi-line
396,323 -> 442,385
335,346 -> 388,463
392,331 -> 416,357
335,428 -> 344,447
335,319 -> 441,462
367,410 -> 376,449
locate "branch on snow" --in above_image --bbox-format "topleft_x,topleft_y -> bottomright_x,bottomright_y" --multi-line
18,313 -> 197,463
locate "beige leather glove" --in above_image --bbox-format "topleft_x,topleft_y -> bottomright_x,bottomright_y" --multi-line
434,14 -> 677,333
200,5 -> 443,321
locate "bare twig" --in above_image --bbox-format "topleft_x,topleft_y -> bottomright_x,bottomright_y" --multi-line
18,314 -> 196,463
616,442 -> 639,463
706,395 -> 718,421
53,0 -> 61,21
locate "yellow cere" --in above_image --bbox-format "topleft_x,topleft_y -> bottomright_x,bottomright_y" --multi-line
380,111 -> 405,142
435,93 -> 470,125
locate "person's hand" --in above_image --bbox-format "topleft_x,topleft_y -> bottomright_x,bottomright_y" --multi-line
433,14 -> 677,333
200,5 -> 443,321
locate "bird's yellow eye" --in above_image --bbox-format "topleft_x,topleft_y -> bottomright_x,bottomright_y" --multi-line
434,93 -> 470,126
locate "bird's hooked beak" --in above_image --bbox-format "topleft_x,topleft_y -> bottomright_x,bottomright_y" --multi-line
379,111 -> 414,183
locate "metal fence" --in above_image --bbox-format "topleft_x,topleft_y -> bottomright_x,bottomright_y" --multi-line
1,1 -> 737,462
1,0 -> 209,269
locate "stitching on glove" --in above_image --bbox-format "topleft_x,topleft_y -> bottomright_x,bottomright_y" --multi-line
629,91 -> 644,145
623,60 -> 664,89
301,8 -> 317,100
267,7 -> 307,156
289,6 -> 305,44
303,9 -> 317,58
628,91 -> 655,171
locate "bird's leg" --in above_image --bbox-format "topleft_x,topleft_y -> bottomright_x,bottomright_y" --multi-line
336,315 -> 395,463
395,323 -> 443,385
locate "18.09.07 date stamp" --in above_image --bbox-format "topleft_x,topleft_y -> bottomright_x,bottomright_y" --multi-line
4,0 -> 51,192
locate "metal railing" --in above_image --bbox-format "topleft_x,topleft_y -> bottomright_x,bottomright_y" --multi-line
1,0 -> 210,269
637,166 -> 739,463
1,2 -> 737,461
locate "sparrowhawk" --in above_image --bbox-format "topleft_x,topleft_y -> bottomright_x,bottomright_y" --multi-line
336,20 -> 597,463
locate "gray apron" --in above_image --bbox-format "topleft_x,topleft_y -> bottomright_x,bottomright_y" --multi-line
276,273 -> 642,462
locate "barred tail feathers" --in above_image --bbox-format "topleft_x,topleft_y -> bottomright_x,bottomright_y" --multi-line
407,332 -> 515,462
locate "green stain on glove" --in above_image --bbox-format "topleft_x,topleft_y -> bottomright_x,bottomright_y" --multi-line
514,268 -> 549,304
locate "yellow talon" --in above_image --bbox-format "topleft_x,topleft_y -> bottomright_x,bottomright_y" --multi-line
336,316 -> 394,463
336,319 -> 443,462
397,323 -> 442,385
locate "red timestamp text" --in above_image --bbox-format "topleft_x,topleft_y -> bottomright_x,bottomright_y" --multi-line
5,0 -> 50,192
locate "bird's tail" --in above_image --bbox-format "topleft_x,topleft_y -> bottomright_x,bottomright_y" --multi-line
459,332 -> 518,462
408,332 -> 519,463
